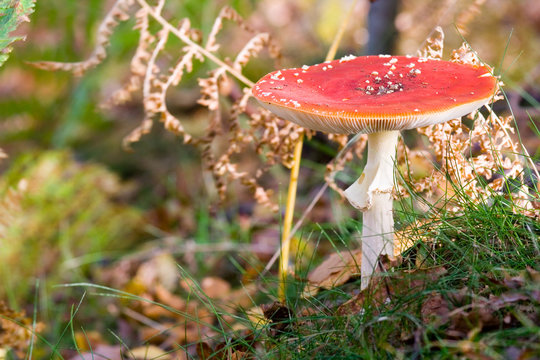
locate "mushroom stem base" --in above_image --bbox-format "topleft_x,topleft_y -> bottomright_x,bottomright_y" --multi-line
360,192 -> 394,289
343,130 -> 399,290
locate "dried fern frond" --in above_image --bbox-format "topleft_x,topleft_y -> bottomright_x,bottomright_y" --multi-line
34,0 -> 294,209
197,68 -> 225,112
417,26 -> 444,60
105,7 -> 153,106
206,6 -> 255,52
401,28 -> 537,216
455,0 -> 487,35
128,3 -> 289,208
30,0 -> 135,76
450,42 -> 483,66
0,302 -> 44,357
233,33 -> 273,71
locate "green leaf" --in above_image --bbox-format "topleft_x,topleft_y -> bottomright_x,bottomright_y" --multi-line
0,0 -> 36,67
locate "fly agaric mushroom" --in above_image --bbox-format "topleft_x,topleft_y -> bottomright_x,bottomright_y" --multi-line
252,55 -> 498,288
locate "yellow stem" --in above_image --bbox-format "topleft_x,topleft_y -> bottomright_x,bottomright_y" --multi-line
325,0 -> 357,62
278,0 -> 358,302
279,132 -> 304,300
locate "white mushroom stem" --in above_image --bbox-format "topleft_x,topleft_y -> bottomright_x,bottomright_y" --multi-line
343,130 -> 399,289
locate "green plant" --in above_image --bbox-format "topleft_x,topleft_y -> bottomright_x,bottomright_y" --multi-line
0,0 -> 36,67
0,150 -> 143,304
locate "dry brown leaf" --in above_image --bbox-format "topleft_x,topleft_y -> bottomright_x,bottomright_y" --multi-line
223,283 -> 258,309
421,292 -> 450,324
337,261 -> 447,315
0,302 -> 44,358
306,237 -> 417,296
73,330 -> 107,352
445,291 -> 534,336
179,277 -> 198,293
412,268 -> 540,348
307,249 -> 362,290
69,345 -> 123,360
139,321 -> 203,345
201,277 -> 231,299
133,253 -> 179,292
245,306 -> 268,330
131,345 -> 171,359
138,323 -> 170,344
154,284 -> 186,311
261,301 -> 294,334
196,341 -> 214,360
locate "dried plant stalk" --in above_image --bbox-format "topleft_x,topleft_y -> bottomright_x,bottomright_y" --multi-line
31,0 -> 135,76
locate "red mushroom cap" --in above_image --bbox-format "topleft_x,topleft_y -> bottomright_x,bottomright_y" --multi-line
252,55 -> 498,134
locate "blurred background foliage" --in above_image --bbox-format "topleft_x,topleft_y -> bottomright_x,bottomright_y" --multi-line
0,0 -> 539,352
1,0 -> 539,295
0,150 -> 142,304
